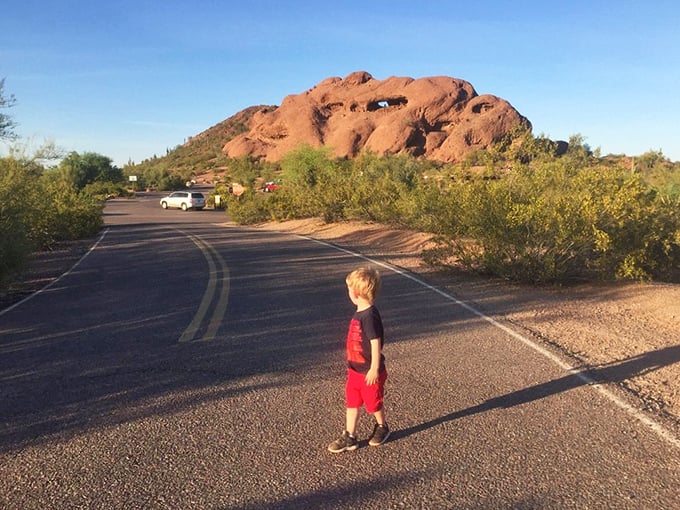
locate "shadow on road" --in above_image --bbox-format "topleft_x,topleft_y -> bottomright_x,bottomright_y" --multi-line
391,344 -> 680,442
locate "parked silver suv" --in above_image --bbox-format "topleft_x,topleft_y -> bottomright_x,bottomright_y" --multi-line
160,191 -> 206,211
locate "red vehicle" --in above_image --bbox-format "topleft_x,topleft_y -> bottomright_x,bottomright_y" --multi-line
263,180 -> 281,192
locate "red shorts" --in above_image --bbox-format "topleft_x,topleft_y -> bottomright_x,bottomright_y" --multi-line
345,368 -> 387,413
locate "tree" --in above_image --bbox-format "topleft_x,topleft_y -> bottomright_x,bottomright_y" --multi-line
0,79 -> 18,141
58,151 -> 123,190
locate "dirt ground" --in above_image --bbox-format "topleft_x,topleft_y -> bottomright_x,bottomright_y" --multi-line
254,218 -> 680,431
2,218 -> 678,433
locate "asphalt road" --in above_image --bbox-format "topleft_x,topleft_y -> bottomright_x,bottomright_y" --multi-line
1,191 -> 679,509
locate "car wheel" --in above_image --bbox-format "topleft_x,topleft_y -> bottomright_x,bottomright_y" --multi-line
181,203 -> 188,211
161,201 -> 168,209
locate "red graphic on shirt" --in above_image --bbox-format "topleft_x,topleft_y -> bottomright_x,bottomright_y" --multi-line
346,318 -> 366,364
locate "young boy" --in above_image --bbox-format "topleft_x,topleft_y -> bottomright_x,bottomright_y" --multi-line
328,267 -> 390,453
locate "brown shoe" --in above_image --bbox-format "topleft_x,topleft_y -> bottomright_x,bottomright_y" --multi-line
328,431 -> 358,453
368,424 -> 390,446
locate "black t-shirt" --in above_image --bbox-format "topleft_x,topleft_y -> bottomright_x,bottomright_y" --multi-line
345,305 -> 385,373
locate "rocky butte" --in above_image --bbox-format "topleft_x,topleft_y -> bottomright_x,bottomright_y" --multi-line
222,71 -> 531,163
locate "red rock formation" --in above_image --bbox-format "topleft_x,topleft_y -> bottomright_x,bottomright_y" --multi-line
223,71 -> 530,163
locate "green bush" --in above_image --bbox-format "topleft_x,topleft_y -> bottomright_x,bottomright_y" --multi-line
0,157 -> 34,282
82,180 -> 128,199
277,145 -> 346,221
346,153 -> 409,223
427,158 -> 680,283
0,154 -> 104,285
225,191 -> 273,224
26,173 -> 103,249
161,134 -> 680,285
58,152 -> 123,190
273,147 -> 439,226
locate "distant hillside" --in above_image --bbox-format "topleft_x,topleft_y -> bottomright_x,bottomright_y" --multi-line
187,105 -> 276,150
132,105 -> 275,177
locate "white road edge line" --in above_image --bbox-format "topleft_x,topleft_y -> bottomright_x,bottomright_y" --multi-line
298,234 -> 680,450
0,228 -> 110,318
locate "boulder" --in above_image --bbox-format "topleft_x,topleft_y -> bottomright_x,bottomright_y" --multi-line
223,71 -> 531,163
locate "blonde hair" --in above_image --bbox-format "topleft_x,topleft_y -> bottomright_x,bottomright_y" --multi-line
346,267 -> 381,302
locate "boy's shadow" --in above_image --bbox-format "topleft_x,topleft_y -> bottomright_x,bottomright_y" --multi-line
391,344 -> 680,441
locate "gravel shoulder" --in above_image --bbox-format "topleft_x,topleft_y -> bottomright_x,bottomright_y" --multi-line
3,219 -> 679,432
0,238 -> 97,313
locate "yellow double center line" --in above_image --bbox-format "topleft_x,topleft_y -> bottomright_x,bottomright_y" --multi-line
178,231 -> 230,343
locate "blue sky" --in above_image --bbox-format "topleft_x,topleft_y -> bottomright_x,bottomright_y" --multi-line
2,0 -> 679,166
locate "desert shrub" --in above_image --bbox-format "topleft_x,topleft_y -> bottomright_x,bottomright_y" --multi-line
225,191 -> 273,224
640,196 -> 680,280
346,153 -> 409,224
401,177 -> 450,233
58,152 -> 124,192
26,173 -> 103,249
0,157 -> 35,281
634,150 -> 680,199
387,157 -> 443,228
222,138 -> 680,284
271,149 -> 437,225
277,145 -> 351,221
223,156 -> 262,190
427,157 -> 680,283
157,171 -> 188,191
125,158 -> 190,191
591,183 -> 680,281
82,180 -> 128,199
0,155 -> 103,281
